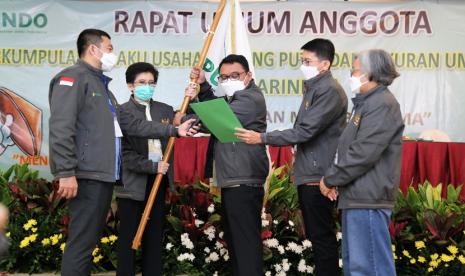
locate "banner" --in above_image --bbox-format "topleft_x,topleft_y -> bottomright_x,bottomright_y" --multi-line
0,0 -> 464,179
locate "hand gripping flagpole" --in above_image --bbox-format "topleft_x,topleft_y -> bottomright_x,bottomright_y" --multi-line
132,0 -> 227,250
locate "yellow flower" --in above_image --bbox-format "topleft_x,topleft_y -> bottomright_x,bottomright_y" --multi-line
418,256 -> 426,263
93,254 -> 103,263
19,237 -> 30,248
101,237 -> 109,244
429,260 -> 439,268
458,255 -> 465,264
29,234 -> 38,242
41,238 -> 51,246
415,241 -> 426,250
109,235 -> 118,243
431,253 -> 439,260
410,258 -> 416,264
402,250 -> 411,258
391,244 -> 396,252
427,267 -> 433,272
60,243 -> 66,252
394,253 -> 398,260
50,234 -> 61,245
28,219 -> 37,226
447,245 -> 458,255
92,247 -> 99,256
31,227 -> 38,233
441,254 -> 454,262
23,222 -> 31,231
5,232 -> 10,238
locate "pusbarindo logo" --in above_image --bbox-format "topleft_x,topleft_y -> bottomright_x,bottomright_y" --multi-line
0,12 -> 48,34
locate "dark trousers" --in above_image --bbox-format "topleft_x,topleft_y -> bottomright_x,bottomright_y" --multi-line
116,176 -> 167,276
221,185 -> 264,276
298,185 -> 340,276
61,179 -> 114,276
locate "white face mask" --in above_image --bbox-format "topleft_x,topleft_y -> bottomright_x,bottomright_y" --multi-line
219,79 -> 246,97
98,50 -> 117,72
300,64 -> 319,80
349,74 -> 366,95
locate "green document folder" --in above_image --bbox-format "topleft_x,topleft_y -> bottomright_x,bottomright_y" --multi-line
190,98 -> 243,143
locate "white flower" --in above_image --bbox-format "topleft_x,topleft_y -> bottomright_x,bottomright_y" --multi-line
274,263 -> 282,272
339,258 -> 343,268
336,232 -> 342,241
262,219 -> 270,227
205,252 -> 220,263
282,258 -> 291,271
219,231 -> 224,239
288,220 -> 295,227
207,203 -> 215,213
215,241 -> 223,249
180,233 -> 194,249
298,259 -> 307,272
265,272 -> 272,276
204,247 -> 211,253
277,271 -> 286,276
263,238 -> 279,248
195,219 -> 204,227
223,253 -> 229,261
273,220 -> 278,225
220,248 -> 228,256
177,252 -> 195,262
302,239 -> 312,249
166,243 -> 173,251
307,266 -> 315,273
278,245 -> 285,255
203,226 -> 216,241
286,242 -> 303,254
213,272 -> 218,276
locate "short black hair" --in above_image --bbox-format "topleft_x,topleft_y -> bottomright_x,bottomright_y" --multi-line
218,54 -> 250,72
125,62 -> 159,84
77,29 -> 111,58
301,38 -> 335,66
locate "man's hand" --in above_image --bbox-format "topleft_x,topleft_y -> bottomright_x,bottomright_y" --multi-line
178,118 -> 199,137
157,161 -> 170,175
184,83 -> 199,100
319,177 -> 338,201
235,128 -> 263,144
190,67 -> 206,84
57,176 -> 78,199
0,114 -> 15,155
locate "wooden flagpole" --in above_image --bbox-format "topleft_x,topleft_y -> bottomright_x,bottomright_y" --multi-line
132,0 -> 228,250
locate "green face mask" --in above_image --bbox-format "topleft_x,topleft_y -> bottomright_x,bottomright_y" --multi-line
134,85 -> 154,102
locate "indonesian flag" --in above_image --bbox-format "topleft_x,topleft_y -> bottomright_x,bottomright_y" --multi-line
203,0 -> 254,96
59,76 -> 75,87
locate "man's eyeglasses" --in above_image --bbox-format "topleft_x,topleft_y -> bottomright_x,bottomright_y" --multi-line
218,71 -> 246,83
301,58 -> 319,66
134,81 -> 156,87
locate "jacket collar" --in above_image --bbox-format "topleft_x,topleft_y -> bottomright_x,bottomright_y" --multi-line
76,59 -> 112,82
303,71 -> 332,94
129,95 -> 151,111
352,84 -> 386,106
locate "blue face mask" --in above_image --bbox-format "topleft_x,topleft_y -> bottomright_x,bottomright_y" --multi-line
134,85 -> 154,102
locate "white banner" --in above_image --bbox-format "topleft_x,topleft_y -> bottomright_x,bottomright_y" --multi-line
0,0 -> 464,179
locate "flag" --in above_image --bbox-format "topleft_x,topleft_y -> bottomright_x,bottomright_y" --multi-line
203,0 -> 254,96
59,76 -> 75,87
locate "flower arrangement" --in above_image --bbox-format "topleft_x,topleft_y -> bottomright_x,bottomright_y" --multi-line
0,164 -> 464,275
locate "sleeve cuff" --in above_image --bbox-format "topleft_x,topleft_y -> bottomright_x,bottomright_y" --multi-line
54,170 -> 76,180
260,133 -> 267,144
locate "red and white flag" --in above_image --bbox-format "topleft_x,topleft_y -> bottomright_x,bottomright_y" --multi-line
59,76 -> 74,86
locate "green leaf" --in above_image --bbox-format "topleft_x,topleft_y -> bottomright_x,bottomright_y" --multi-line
166,215 -> 183,232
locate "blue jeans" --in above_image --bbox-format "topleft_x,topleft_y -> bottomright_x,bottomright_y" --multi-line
342,209 -> 396,276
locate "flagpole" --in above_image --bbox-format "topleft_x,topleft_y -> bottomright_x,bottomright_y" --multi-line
132,0 -> 228,250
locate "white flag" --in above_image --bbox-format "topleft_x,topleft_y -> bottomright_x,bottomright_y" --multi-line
203,0 -> 254,96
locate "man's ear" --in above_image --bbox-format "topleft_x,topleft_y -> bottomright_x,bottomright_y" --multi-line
127,83 -> 134,92
321,60 -> 331,71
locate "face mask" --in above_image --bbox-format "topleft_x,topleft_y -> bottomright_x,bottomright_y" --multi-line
300,64 -> 320,80
98,49 -> 117,72
349,74 -> 366,95
134,85 -> 154,102
219,79 -> 246,97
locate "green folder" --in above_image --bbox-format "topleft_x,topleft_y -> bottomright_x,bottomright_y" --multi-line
190,98 -> 242,143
